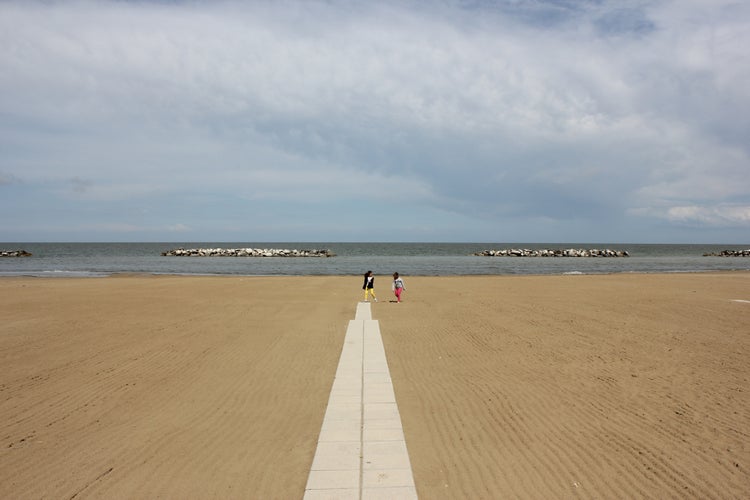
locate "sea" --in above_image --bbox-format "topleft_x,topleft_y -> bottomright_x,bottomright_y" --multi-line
1,242 -> 749,278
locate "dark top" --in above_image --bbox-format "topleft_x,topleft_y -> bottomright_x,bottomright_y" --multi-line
363,275 -> 374,289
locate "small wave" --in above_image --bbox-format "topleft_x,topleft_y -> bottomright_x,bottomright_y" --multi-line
0,270 -> 110,278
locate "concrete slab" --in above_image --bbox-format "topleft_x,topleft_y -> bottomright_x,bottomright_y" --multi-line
310,442 -> 361,471
304,488 -> 360,500
362,441 -> 413,470
362,469 -> 416,488
364,403 -> 401,420
363,427 -> 405,442
304,303 -> 417,499
355,302 -> 372,320
307,470 -> 360,490
361,486 -> 419,500
319,428 -> 362,443
362,418 -> 403,430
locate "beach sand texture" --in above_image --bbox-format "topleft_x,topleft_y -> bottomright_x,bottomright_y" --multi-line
1,273 -> 749,498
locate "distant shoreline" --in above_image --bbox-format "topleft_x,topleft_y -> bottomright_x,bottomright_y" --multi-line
2,269 -> 748,280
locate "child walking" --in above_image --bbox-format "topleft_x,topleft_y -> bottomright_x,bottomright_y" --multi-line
392,272 -> 406,302
363,270 -> 377,302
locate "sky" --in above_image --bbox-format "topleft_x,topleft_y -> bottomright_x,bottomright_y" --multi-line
1,0 -> 749,243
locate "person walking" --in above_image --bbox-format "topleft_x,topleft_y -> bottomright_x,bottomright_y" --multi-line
363,270 -> 377,302
392,272 -> 406,303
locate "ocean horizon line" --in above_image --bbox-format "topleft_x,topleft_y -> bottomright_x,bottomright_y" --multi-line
3,240 -> 749,245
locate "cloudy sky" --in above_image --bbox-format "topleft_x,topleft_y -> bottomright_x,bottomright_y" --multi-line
1,0 -> 748,243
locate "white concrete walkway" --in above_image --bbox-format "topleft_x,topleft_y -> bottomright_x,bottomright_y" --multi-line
304,302 -> 418,499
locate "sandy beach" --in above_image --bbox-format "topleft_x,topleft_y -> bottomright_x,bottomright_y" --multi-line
1,273 -> 749,498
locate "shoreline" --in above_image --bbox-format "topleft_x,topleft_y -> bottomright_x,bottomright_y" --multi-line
2,267 -> 749,279
2,273 -> 748,498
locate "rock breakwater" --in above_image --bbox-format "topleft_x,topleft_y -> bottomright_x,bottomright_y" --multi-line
1,250 -> 32,257
161,247 -> 335,257
703,249 -> 750,257
474,248 -> 629,257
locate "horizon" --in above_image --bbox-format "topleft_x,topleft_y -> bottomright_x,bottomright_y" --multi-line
2,240 -> 749,246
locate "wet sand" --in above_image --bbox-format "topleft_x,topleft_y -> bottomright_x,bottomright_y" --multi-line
1,273 -> 748,498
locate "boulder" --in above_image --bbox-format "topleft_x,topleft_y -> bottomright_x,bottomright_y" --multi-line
0,250 -> 32,257
161,247 -> 335,257
474,248 -> 629,258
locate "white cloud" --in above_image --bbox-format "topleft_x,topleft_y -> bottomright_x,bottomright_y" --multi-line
660,204 -> 750,226
0,172 -> 19,186
167,223 -> 191,233
0,0 -> 749,242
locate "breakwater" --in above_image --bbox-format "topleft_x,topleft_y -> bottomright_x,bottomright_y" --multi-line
474,248 -> 629,257
703,249 -> 750,257
161,247 -> 335,257
1,250 -> 32,257
4,243 -> 750,277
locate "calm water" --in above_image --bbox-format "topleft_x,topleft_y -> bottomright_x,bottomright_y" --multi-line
1,242 -> 749,277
